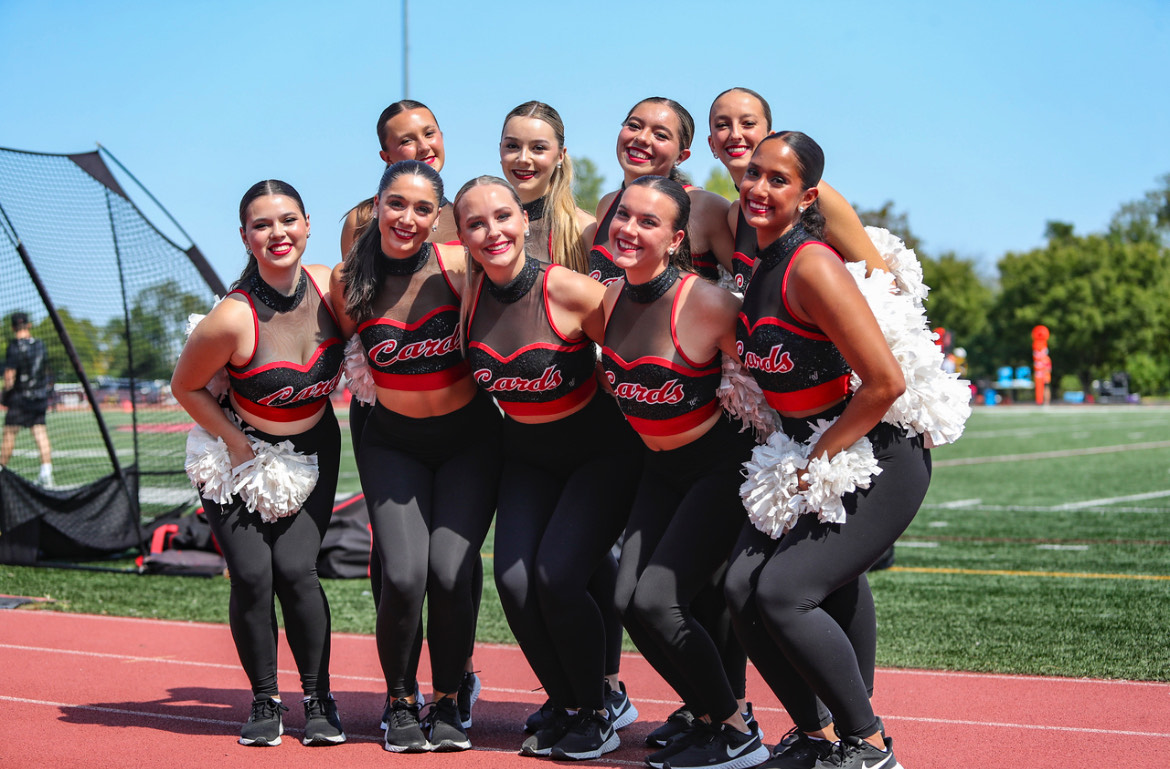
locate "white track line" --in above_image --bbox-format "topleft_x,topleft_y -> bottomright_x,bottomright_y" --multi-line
934,440 -> 1170,467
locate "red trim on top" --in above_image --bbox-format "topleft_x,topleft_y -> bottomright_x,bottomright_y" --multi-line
369,361 -> 470,392
670,275 -> 720,371
738,312 -> 831,342
357,305 -> 456,334
231,393 -> 327,422
602,347 -> 721,378
781,241 -> 840,333
625,399 -> 719,437
304,268 -> 340,328
498,376 -> 598,418
470,339 -> 591,365
433,245 -> 461,299
227,289 -> 259,367
763,374 -> 851,413
227,337 -> 341,378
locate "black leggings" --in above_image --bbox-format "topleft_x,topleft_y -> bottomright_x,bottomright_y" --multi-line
204,405 -> 340,699
358,391 -> 501,697
616,417 -> 755,724
494,394 -> 642,711
725,404 -> 931,739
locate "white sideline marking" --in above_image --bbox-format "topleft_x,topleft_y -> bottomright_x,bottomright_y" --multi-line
934,440 -> 1170,467
1052,490 -> 1170,510
897,541 -> 940,548
936,499 -> 982,509
1036,544 -> 1091,551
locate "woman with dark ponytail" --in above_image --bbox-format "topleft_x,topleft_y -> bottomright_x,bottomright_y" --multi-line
586,98 -> 734,286
174,180 -> 346,748
600,176 -> 768,769
329,160 -> 502,754
727,132 -> 928,769
706,87 -> 886,291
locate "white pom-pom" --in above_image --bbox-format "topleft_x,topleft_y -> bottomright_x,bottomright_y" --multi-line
185,297 -> 229,399
718,355 -> 778,440
715,264 -> 743,297
184,425 -> 234,505
739,415 -> 880,538
232,439 -> 319,524
848,234 -> 973,447
343,336 -> 376,405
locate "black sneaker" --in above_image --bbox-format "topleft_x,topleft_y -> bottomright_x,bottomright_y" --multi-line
426,696 -> 472,752
604,680 -> 639,730
239,695 -> 287,746
521,706 -> 571,757
646,721 -> 707,769
457,671 -> 481,729
380,683 -> 424,730
742,702 -> 764,744
525,698 -> 557,733
659,720 -> 769,769
761,726 -> 834,768
302,694 -> 346,746
646,705 -> 697,747
383,697 -> 431,753
550,710 -> 620,761
813,735 -> 901,769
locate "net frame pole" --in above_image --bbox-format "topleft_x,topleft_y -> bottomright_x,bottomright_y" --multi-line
0,202 -> 146,556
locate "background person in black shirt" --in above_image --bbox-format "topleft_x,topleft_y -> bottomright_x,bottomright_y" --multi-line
2,312 -> 53,486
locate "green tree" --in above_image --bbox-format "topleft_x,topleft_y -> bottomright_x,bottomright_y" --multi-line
1108,172 -> 1170,245
32,310 -> 107,384
703,167 -> 737,202
854,200 -> 924,253
990,234 -> 1170,392
105,280 -> 208,381
572,156 -> 605,213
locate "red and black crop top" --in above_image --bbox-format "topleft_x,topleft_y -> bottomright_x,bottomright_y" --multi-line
736,226 -> 851,413
467,257 -> 599,418
602,270 -> 722,437
227,269 -> 344,422
588,194 -> 625,286
357,243 -> 470,391
730,207 -> 757,292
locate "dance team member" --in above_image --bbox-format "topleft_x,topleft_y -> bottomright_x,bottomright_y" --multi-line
707,87 -> 885,290
341,98 -> 483,732
602,176 -> 768,769
331,160 -> 502,753
455,176 -> 641,760
173,181 -> 345,747
727,132 -> 928,769
497,101 -> 637,733
587,97 -> 733,285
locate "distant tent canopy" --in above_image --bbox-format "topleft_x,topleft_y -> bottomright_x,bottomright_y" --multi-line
0,145 -> 225,565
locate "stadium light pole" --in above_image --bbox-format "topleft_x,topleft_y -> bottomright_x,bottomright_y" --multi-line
403,0 -> 409,98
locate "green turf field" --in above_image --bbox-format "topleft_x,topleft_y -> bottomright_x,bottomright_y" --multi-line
2,404 -> 1168,681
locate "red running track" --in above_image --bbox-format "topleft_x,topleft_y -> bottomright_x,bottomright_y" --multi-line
1,610 -> 1167,768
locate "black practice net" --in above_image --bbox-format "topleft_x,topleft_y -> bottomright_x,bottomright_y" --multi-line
0,146 -> 225,564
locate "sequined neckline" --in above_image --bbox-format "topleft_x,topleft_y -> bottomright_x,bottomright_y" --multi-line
756,225 -> 810,270
250,269 -> 307,313
623,264 -> 679,304
384,242 -> 431,275
522,196 -> 547,222
485,254 -> 540,304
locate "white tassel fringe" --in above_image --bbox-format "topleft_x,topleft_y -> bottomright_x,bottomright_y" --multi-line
718,355 -> 778,440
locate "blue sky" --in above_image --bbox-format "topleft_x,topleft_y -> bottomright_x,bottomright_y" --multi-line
2,0 -> 1168,286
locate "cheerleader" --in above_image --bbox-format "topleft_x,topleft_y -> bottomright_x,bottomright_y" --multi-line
455,176 -> 641,760
497,101 -> 637,734
586,97 -> 734,285
173,180 -> 345,747
330,160 -> 502,753
706,87 -> 886,290
727,132 -> 929,769
601,175 -> 768,769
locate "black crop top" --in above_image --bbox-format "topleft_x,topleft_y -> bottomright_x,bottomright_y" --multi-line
731,207 -> 757,291
467,257 -> 598,418
602,272 -> 722,437
357,243 -> 470,392
736,226 -> 851,413
227,269 -> 343,422
588,194 -> 625,286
